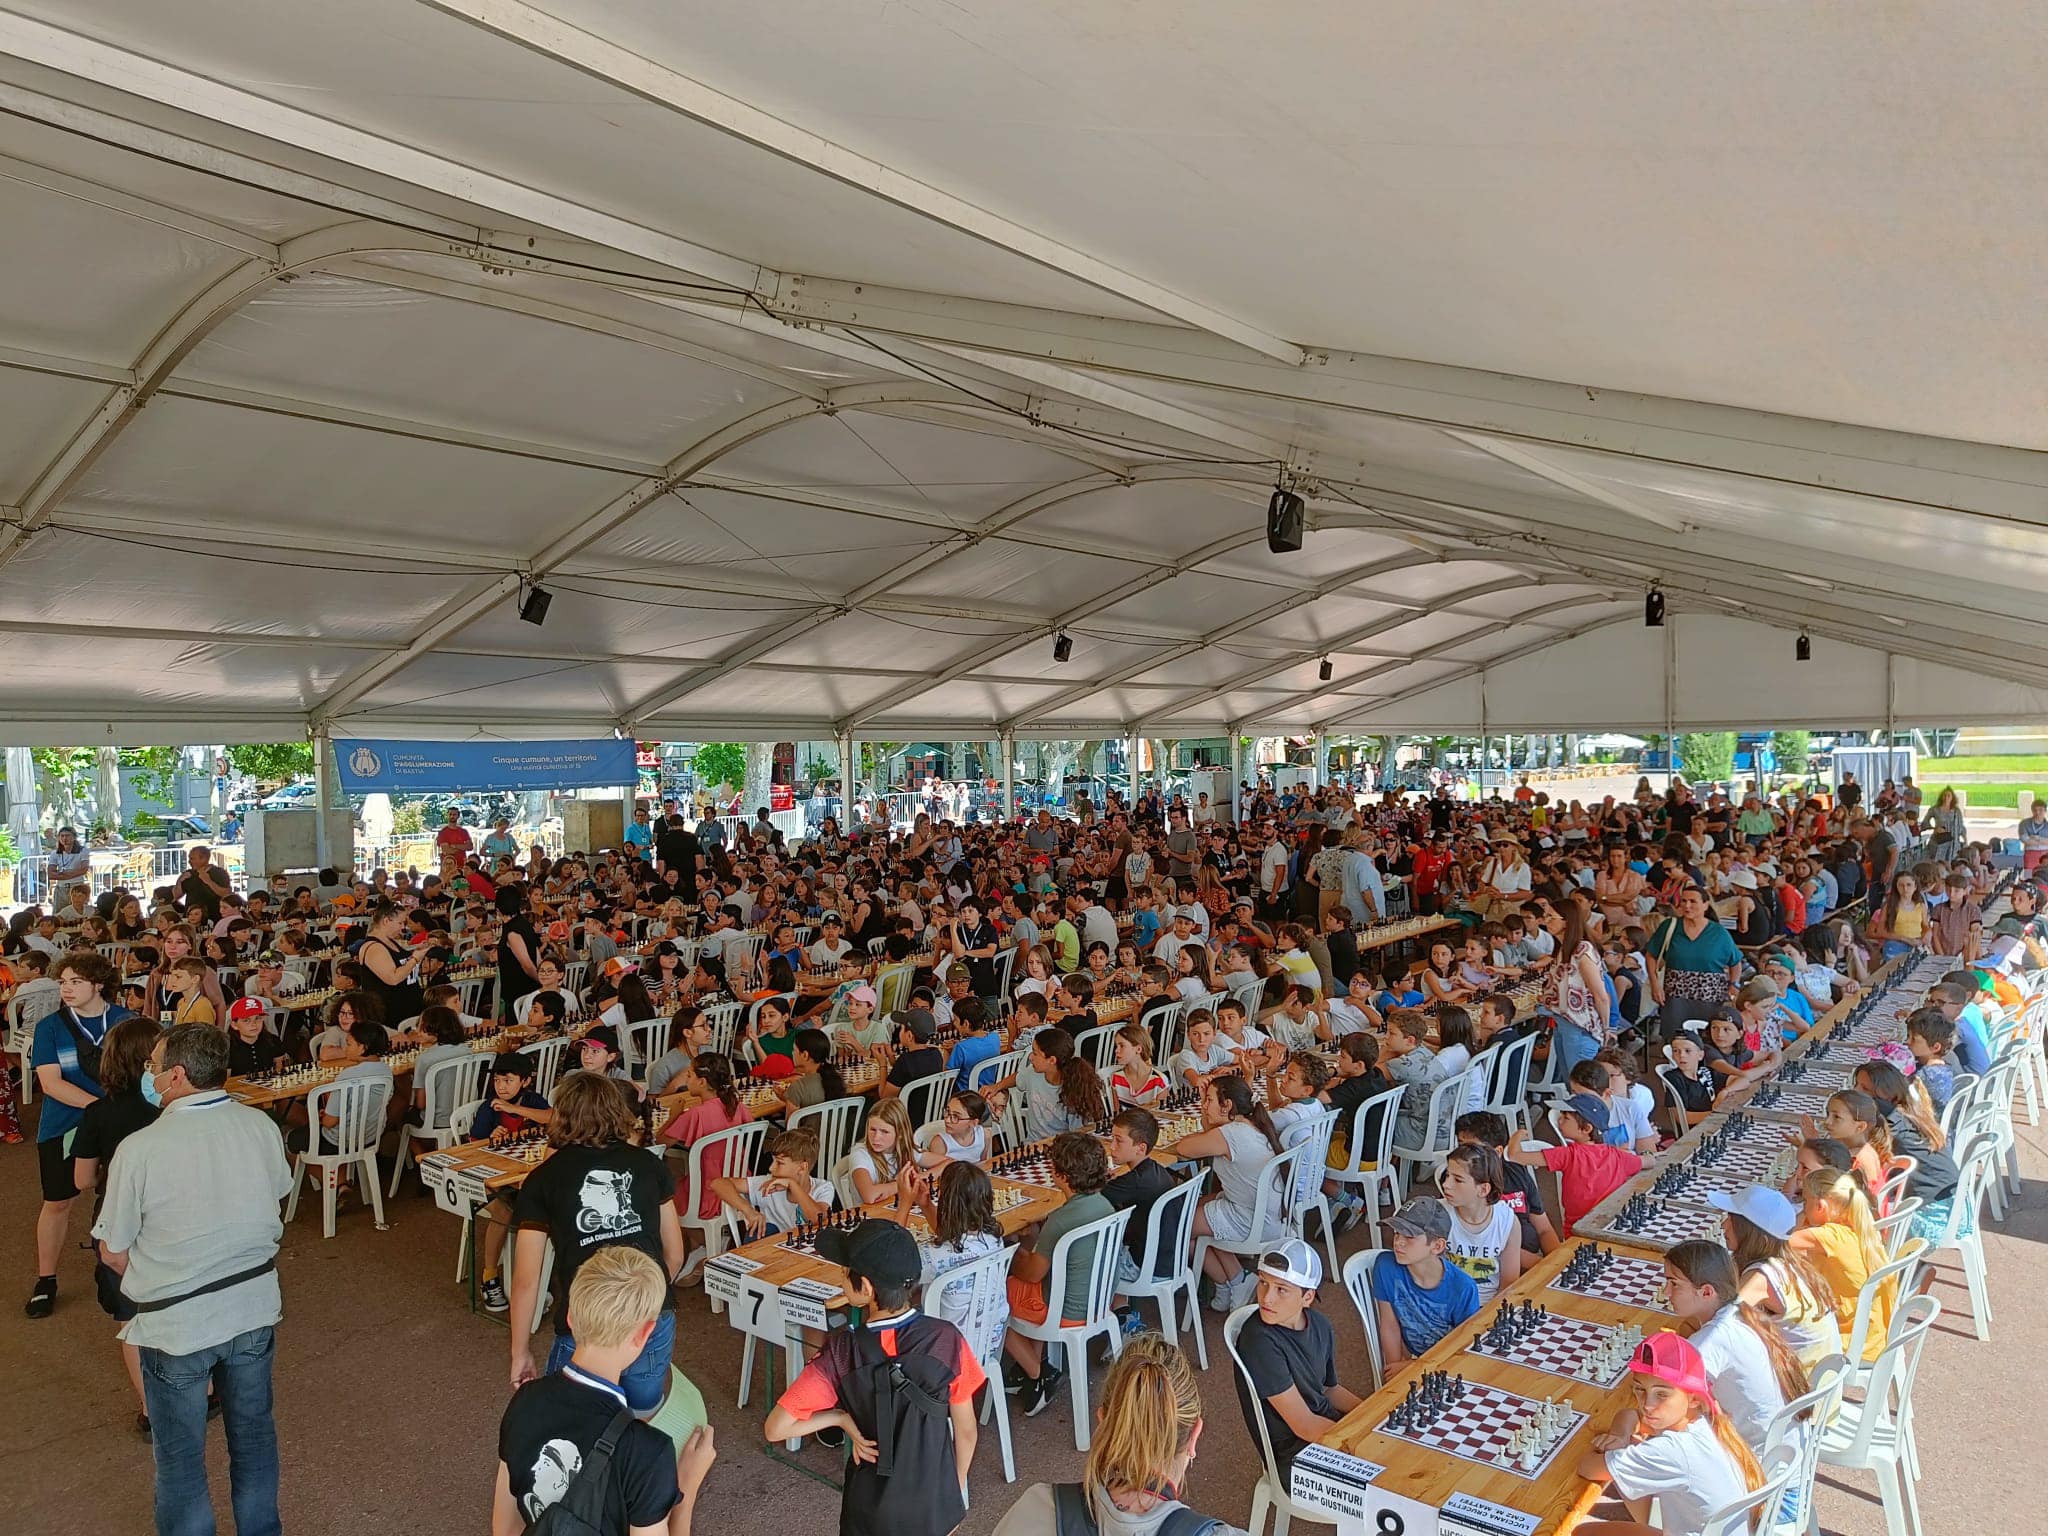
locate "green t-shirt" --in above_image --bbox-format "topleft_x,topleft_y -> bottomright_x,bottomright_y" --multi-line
1052,919 -> 1082,973
1036,1190 -> 1114,1321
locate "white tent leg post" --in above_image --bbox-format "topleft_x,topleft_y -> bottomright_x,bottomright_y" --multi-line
312,728 -> 332,872
1000,731 -> 1015,820
1127,732 -> 1141,809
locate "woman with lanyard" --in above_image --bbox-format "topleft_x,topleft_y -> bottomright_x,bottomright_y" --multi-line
1542,900 -> 1613,1080
47,826 -> 93,909
1645,884 -> 1742,1044
356,901 -> 427,1029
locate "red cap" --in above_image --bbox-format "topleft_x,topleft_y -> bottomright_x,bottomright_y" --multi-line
1629,1330 -> 1717,1407
228,997 -> 267,1022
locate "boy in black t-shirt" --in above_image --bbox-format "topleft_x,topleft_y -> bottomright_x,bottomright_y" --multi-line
876,1008 -> 945,1100
1454,1111 -> 1559,1257
1231,1240 -> 1361,1478
495,1244 -> 714,1535
765,1220 -> 982,1536
1101,1108 -> 1180,1321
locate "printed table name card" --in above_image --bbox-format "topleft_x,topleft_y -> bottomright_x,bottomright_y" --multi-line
1439,1493 -> 1540,1536
702,1253 -> 761,1307
1289,1444 -> 1386,1522
778,1276 -> 839,1330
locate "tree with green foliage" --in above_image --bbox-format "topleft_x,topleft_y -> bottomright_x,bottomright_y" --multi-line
690,742 -> 745,791
226,742 -> 315,783
1678,731 -> 1738,783
1770,730 -> 1811,776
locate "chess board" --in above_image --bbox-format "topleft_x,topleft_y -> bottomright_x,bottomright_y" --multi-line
991,1150 -> 1057,1186
1687,1124 -> 1794,1181
1746,1085 -> 1835,1119
1646,1164 -> 1768,1209
1464,1312 -> 1632,1387
1373,1379 -> 1588,1480
1576,1199 -> 1724,1252
1546,1250 -> 1671,1312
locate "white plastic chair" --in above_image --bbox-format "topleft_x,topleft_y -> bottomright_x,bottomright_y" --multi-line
1147,1000 -> 1188,1064
1338,1248 -> 1389,1392
1390,1066 -> 1480,1196
700,1000 -> 743,1057
284,1074 -> 394,1238
1223,1305 -> 1342,1536
1279,1106 -> 1342,1284
447,1099 -> 484,1282
900,1067 -> 957,1133
1073,1023 -> 1118,1074
1324,1083 -> 1405,1249
1706,1446 -> 1802,1536
927,1240 -> 1020,1484
622,1017 -> 668,1079
790,1095 -> 865,1182
4,995 -> 36,1106
1841,1242 -> 1924,1390
1763,1354 -> 1846,1536
455,975 -> 489,1017
1876,1157 -> 1917,1215
519,1036 -> 572,1099
388,1051 -> 493,1195
1118,1174 -> 1208,1369
1483,1030 -> 1538,1133
1190,1144 -> 1305,1357
1004,1205 -> 1132,1451
1919,1130 -> 1998,1340
1813,1293 -> 1940,1536
676,1120 -> 771,1312
828,1152 -> 859,1210
1874,1199 -> 1923,1262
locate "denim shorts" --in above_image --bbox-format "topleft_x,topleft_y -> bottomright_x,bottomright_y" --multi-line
545,1308 -> 676,1413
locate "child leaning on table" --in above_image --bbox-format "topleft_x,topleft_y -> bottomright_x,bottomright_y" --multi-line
1574,1331 -> 1764,1536
765,1219 -> 982,1536
711,1127 -> 833,1238
1506,1092 -> 1642,1237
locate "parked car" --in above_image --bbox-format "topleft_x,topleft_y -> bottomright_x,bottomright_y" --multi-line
258,781 -> 318,810
124,814 -> 216,845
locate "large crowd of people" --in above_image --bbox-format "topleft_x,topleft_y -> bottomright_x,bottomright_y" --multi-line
2,762 -> 2039,1536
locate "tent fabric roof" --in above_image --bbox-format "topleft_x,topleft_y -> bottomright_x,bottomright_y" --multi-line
2,3 -> 2045,746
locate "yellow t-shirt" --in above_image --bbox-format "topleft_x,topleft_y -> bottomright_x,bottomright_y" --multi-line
1791,1222 -> 1887,1362
1890,903 -> 1926,941
172,993 -> 217,1027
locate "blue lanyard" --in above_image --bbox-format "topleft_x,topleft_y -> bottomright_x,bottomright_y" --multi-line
560,1364 -> 628,1407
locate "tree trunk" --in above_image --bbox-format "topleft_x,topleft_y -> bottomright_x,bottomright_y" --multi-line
94,747 -> 122,831
741,742 -> 775,817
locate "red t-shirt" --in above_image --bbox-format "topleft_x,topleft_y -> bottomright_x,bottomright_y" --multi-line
435,824 -> 474,853
778,1312 -> 986,1421
1777,881 -> 1807,934
1541,1142 -> 1644,1235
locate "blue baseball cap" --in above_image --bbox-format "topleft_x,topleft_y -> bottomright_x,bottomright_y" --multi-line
1561,1091 -> 1610,1133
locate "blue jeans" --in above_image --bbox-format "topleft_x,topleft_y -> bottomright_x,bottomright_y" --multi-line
1552,1017 -> 1602,1083
544,1308 -> 675,1413
140,1326 -> 280,1536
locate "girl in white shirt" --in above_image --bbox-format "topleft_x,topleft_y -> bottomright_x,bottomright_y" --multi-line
917,1091 -> 993,1169
1661,1240 -> 1803,1457
1439,1143 -> 1521,1304
1577,1332 -> 1764,1536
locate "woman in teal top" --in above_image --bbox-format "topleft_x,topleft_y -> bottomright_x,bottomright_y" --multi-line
1645,885 -> 1742,1042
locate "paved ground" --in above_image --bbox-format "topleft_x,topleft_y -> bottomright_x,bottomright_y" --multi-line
3,1099 -> 2038,1534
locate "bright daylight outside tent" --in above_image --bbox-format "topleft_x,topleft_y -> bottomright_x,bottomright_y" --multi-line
1,2 -> 2046,749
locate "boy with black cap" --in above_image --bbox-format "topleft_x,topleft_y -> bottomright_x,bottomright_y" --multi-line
876,1008 -> 945,1101
765,1219 -> 982,1536
1369,1196 -> 1482,1372
1231,1238 -> 1363,1479
1507,1092 -> 1643,1236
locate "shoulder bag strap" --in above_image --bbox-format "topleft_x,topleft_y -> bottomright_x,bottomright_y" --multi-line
1051,1484 -> 1098,1536
555,1408 -> 636,1528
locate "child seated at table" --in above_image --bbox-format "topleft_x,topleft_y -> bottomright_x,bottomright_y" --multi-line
712,1127 -> 833,1239
1455,1111 -> 1560,1257
944,999 -> 1003,1091
917,1091 -> 994,1170
1381,1008 -> 1447,1150
1506,1093 -> 1643,1236
898,1160 -> 1011,1364
1232,1241 -> 1364,1478
474,1052 -> 553,1313
1168,1009 -> 1236,1094
1660,1034 -> 1720,1125
1575,1332 -> 1763,1536
1109,1024 -> 1168,1108
1001,1132 -> 1114,1415
1370,1196 -> 1482,1372
847,1098 -> 915,1205
1372,956 -> 1425,1014
1214,996 -> 1278,1075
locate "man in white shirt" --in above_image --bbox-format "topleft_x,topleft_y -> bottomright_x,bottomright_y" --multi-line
1260,828 -> 1291,920
96,1024 -> 293,1534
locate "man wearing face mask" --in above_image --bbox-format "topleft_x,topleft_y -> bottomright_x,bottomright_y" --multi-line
94,1024 -> 293,1536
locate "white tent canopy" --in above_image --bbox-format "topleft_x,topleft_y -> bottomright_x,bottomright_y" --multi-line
2,3 -> 2045,747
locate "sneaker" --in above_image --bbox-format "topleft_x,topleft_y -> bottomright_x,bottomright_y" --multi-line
1025,1367 -> 1065,1417
24,1277 -> 55,1320
480,1277 -> 509,1314
1333,1195 -> 1365,1235
816,1425 -> 847,1450
1002,1356 -> 1032,1397
1207,1276 -> 1240,1313
1118,1307 -> 1146,1339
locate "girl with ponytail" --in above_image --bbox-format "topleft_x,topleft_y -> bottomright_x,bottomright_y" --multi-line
1662,1240 -> 1804,1455
1793,1168 -> 1893,1361
1713,1186 -> 1840,1372
1179,1073 -> 1286,1309
1576,1331 -> 1764,1536
1853,1059 -> 1963,1241
990,1333 -> 1226,1536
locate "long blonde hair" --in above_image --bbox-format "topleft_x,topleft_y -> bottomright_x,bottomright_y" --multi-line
1084,1332 -> 1203,1521
1802,1167 -> 1886,1282
863,1097 -> 915,1180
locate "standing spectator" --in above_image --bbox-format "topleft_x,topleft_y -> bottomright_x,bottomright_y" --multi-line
93,1023 -> 293,1536
48,825 -> 93,906
482,816 -> 522,865
435,806 -> 475,863
655,814 -> 702,904
27,951 -> 135,1318
174,846 -> 233,928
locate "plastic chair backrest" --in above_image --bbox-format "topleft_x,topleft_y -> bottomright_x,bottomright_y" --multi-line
1404,1067 -> 1474,1153
925,1239 -> 1020,1366
623,1017 -> 668,1078
1339,1248 -> 1389,1390
1874,1198 -> 1922,1260
1764,1352 -> 1845,1516
829,1152 -> 858,1209
1652,1064 -> 1692,1128
1876,1157 -> 1916,1213
1040,1206 -> 1133,1331
1149,1000 -> 1187,1063
1278,1105 -> 1339,1207
700,1000 -> 743,1056
519,1036 -> 572,1098
968,1048 -> 1025,1094
1699,1445 -> 1801,1536
1834,1294 -> 1939,1460
902,1068 -> 957,1132
1224,1304 -> 1307,1501
450,1099 -> 481,1142
1844,1241 -> 1924,1366
1335,1083 -> 1406,1176
866,937 -> 888,957
683,1120 -> 771,1222
1236,1142 -> 1307,1240
1073,1024 -> 1117,1074
790,1095 -> 866,1179
420,1052 -> 493,1132
876,964 -> 914,1017
562,960 -> 588,998
1131,1172 -> 1205,1287
1487,1030 -> 1537,1110
989,946 -> 1017,1002
307,1073 -> 393,1159
1228,974 -> 1266,1021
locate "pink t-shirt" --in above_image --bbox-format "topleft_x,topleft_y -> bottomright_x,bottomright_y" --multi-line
662,1097 -> 752,1218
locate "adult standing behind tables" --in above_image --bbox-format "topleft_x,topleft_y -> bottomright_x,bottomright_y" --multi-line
655,813 -> 701,904
509,1073 -> 686,1414
990,1331 -> 1244,1536
48,824 -> 93,905
482,815 -> 522,865
94,1023 -> 293,1536
26,951 -> 135,1318
435,806 -> 475,863
1337,828 -> 1385,925
497,885 -> 543,1025
356,899 -> 427,1028
174,845 -> 233,928
1921,787 -> 1966,860
622,804 -> 656,860
1645,885 -> 1742,1043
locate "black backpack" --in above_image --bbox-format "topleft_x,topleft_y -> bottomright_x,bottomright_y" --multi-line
1051,1483 -> 1222,1536
835,1319 -> 969,1536
526,1409 -> 633,1536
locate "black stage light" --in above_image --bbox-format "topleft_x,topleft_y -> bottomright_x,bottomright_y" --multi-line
1267,487 -> 1305,553
518,584 -> 553,627
1318,656 -> 1334,682
1053,631 -> 1073,663
1643,588 -> 1665,627
1796,632 -> 1812,662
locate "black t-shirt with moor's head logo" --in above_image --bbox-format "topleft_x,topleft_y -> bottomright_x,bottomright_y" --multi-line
512,1141 -> 676,1331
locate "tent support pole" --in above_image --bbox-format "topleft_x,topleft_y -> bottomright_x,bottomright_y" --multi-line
1663,620 -> 1677,790
1127,732 -> 1141,811
837,731 -> 854,826
999,732 -> 1015,820
1884,653 -> 1896,743
312,727 -> 331,871
1478,671 -> 1489,802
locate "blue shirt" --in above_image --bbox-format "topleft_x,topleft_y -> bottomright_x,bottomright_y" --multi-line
29,1005 -> 135,1142
1953,1004 -> 1992,1076
1375,987 -> 1425,1013
1372,1249 -> 1480,1358
946,1032 -> 1005,1092
1131,908 -> 1161,951
623,822 -> 654,850
471,1087 -> 550,1140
